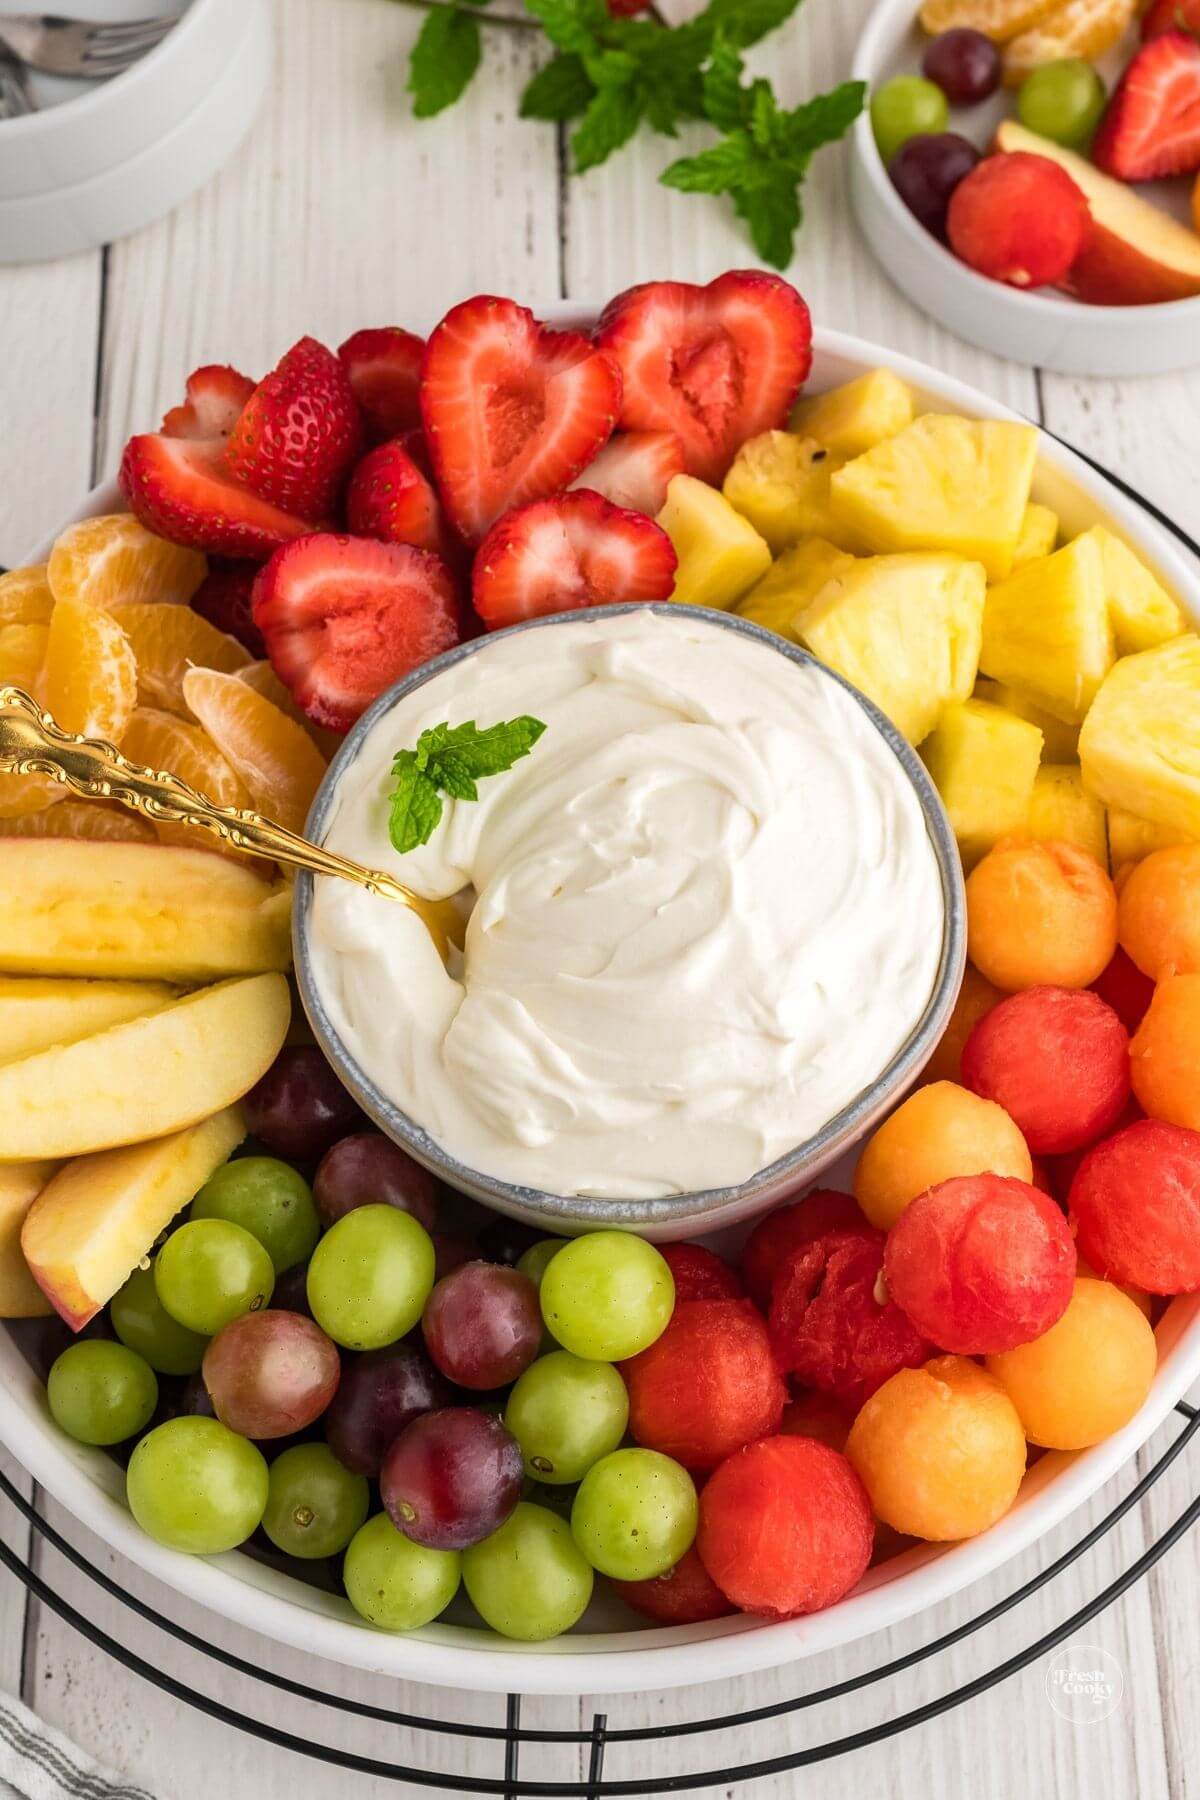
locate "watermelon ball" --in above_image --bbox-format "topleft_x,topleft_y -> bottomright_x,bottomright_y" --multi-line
1092,946 -> 1156,1034
623,1299 -> 785,1471
613,1544 -> 735,1625
947,152 -> 1090,289
767,1228 -> 932,1411
696,1435 -> 873,1619
740,1189 -> 868,1309
659,1243 -> 743,1302
1069,1118 -> 1200,1294
779,1390 -> 855,1455
883,1173 -> 1076,1354
962,985 -> 1130,1155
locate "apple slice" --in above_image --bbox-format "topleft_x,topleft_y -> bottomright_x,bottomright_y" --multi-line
0,973 -> 289,1162
23,1110 -> 245,1330
995,122 -> 1200,305
0,841 -> 292,981
0,1162 -> 59,1318
0,978 -> 177,1066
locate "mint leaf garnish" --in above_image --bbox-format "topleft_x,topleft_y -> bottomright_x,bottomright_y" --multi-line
387,716 -> 547,855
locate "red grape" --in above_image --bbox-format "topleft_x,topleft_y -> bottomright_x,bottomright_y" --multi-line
313,1133 -> 438,1232
889,133 -> 980,240
478,1217 -> 543,1267
325,1342 -> 452,1475
201,1310 -> 341,1439
922,29 -> 1001,106
422,1261 -> 542,1390
381,1407 -> 523,1549
270,1261 -> 314,1318
244,1047 -> 364,1163
433,1232 -> 474,1282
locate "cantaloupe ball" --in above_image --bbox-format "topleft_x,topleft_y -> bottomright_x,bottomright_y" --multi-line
1119,845 -> 1200,980
1075,1260 -> 1152,1322
853,1080 -> 1032,1231
986,1278 -> 1156,1450
1130,974 -> 1200,1131
966,838 -> 1118,992
846,1356 -> 1026,1542
922,964 -> 1002,1086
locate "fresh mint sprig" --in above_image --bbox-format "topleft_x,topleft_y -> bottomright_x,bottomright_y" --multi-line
388,716 -> 547,854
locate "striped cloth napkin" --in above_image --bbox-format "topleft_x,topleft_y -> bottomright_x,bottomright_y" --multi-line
0,1690 -> 151,1800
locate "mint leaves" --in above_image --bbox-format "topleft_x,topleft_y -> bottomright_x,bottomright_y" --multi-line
399,0 -> 864,268
388,716 -> 547,854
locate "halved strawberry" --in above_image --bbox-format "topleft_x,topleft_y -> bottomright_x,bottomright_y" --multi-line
421,296 -> 622,545
251,534 -> 461,731
1094,32 -> 1200,180
119,436 -> 315,561
338,327 -> 426,442
191,561 -> 264,656
223,337 -> 363,523
572,431 -> 685,516
594,272 -> 812,486
1143,0 -> 1200,39
346,434 -> 455,563
472,490 -> 677,628
161,365 -> 256,441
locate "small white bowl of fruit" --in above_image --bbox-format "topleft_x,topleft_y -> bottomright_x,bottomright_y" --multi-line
2,277 -> 1200,1695
850,0 -> 1200,374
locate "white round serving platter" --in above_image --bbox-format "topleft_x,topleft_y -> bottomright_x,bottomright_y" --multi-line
849,0 -> 1200,376
2,322 -> 1199,1694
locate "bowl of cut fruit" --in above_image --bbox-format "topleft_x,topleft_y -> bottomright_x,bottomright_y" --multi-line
2,272 -> 1200,1694
851,0 -> 1200,374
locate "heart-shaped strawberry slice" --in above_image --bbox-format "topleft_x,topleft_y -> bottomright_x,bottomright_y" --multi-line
595,271 -> 813,486
421,297 -> 622,544
472,490 -> 677,628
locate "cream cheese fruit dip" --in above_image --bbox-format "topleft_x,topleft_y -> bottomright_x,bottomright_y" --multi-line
306,609 -> 945,1200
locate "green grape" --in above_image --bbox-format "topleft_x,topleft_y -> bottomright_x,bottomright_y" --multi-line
570,1448 -> 697,1582
516,1239 -> 564,1290
154,1219 -> 275,1336
462,1502 -> 593,1641
262,1443 -> 369,1560
343,1512 -> 460,1630
306,1205 -> 434,1351
126,1416 -> 268,1554
504,1351 -> 628,1486
540,1231 -> 673,1361
1017,59 -> 1106,150
110,1264 -> 208,1375
191,1156 -> 320,1275
47,1340 -> 157,1447
870,76 -> 949,164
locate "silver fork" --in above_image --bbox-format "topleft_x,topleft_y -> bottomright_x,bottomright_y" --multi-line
0,12 -> 177,78
0,43 -> 34,116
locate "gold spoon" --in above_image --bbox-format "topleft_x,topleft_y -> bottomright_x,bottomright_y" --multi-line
0,685 -> 461,962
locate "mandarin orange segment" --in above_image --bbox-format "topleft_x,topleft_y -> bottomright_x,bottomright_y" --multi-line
919,0 -> 1060,40
47,514 -> 207,611
0,622 -> 59,819
0,566 -> 53,628
236,660 -> 345,760
40,596 -> 137,743
181,667 -> 328,835
0,802 -> 154,842
109,602 -> 250,714
1002,0 -> 1136,80
120,706 -> 276,873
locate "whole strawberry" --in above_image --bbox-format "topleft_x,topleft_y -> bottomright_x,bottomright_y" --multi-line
224,337 -> 363,523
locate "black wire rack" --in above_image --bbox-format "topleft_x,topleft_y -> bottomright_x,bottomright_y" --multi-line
1,441 -> 1197,1796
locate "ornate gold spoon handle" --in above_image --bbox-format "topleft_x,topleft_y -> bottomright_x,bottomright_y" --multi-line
0,686 -> 459,961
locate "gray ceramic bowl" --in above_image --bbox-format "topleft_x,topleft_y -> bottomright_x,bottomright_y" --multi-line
293,603 -> 966,1241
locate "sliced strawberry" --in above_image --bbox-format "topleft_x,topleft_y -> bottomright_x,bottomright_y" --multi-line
119,435 -> 315,561
161,365 -> 256,441
572,431 -> 685,516
1094,32 -> 1200,180
338,327 -> 426,442
421,296 -> 622,544
1143,0 -> 1200,39
346,435 -> 453,560
594,271 -> 812,486
252,533 -> 461,731
191,561 -> 264,656
472,490 -> 677,628
223,337 -> 363,523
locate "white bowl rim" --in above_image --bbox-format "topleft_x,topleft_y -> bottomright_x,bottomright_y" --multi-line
6,317 -> 1200,1697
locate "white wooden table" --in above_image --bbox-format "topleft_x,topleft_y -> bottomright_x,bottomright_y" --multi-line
2,1 -> 1200,1793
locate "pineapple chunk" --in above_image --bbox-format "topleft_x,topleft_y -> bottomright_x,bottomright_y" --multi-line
1079,634 -> 1200,841
657,475 -> 771,611
830,414 -> 1038,581
980,532 -> 1115,725
737,538 -> 856,642
1012,504 -> 1059,570
1079,525 -> 1185,655
722,433 -> 853,555
1027,765 -> 1108,867
1107,808 -> 1197,869
922,699 -> 1043,868
788,369 -> 915,457
973,677 -> 1080,762
797,553 -> 986,745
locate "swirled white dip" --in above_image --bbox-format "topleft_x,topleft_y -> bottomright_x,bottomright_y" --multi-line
307,610 -> 944,1200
